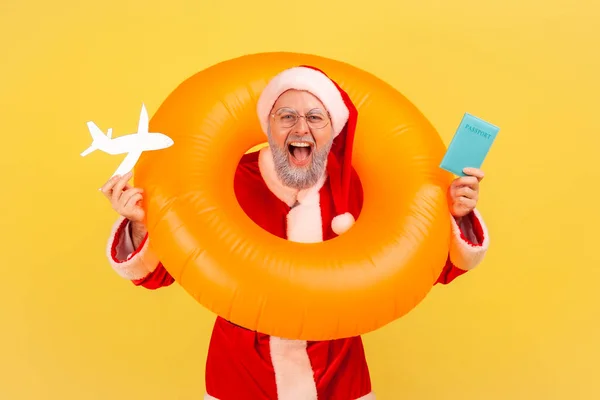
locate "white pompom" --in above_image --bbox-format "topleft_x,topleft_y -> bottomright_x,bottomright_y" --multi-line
331,212 -> 355,235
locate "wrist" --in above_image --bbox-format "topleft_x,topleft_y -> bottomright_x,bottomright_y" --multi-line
129,221 -> 147,248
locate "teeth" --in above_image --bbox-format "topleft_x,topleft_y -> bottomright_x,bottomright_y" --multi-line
289,142 -> 311,147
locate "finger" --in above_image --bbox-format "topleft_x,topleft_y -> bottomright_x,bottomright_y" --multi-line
463,168 -> 485,181
111,172 -> 134,204
456,196 -> 477,210
456,186 -> 478,199
123,193 -> 143,210
100,175 -> 122,196
454,176 -> 480,190
120,188 -> 144,208
455,189 -> 477,201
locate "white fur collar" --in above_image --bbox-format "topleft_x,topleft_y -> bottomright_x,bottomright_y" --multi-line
257,147 -> 327,207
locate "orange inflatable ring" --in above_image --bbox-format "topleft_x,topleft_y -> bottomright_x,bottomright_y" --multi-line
134,52 -> 453,341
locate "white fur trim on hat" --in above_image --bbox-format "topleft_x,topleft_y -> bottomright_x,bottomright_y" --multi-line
257,67 -> 350,137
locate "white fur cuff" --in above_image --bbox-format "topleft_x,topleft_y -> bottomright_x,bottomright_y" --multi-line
204,391 -> 375,399
449,209 -> 490,271
356,393 -> 376,400
106,217 -> 160,280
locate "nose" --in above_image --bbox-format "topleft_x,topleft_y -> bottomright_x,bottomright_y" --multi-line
293,116 -> 310,135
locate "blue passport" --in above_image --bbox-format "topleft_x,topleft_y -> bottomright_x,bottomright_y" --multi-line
439,112 -> 500,176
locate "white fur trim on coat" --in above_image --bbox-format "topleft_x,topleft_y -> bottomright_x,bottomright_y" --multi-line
270,336 -> 319,399
449,209 -> 490,271
286,196 -> 324,243
256,66 -> 350,138
286,176 -> 326,243
106,217 -> 160,280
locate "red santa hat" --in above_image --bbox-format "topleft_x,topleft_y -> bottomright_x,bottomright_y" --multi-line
256,65 -> 358,236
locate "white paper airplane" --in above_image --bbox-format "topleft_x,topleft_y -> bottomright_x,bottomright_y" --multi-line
81,103 -> 174,177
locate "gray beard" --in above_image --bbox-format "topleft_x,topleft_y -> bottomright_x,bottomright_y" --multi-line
267,132 -> 332,190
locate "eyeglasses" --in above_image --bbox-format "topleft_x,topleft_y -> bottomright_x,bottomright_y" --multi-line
270,107 -> 330,129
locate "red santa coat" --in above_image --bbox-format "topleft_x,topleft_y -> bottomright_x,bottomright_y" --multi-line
107,146 -> 489,400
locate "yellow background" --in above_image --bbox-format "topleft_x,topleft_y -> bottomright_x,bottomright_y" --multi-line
2,0 -> 598,399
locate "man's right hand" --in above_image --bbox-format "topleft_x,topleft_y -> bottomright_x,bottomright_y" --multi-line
100,172 -> 147,245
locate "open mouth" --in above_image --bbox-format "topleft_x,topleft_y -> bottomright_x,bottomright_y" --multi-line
287,141 -> 313,166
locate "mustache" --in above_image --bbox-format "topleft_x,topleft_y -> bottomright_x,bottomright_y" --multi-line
285,134 -> 315,146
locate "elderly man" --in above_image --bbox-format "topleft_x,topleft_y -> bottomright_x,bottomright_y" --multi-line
101,65 -> 489,399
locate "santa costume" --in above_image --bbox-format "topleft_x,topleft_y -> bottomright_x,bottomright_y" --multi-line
106,66 -> 490,399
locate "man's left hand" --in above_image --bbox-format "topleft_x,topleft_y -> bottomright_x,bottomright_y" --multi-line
447,167 -> 485,219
